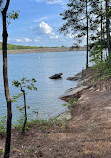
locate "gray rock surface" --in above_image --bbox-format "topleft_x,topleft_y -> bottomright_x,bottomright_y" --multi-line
67,76 -> 80,81
67,72 -> 82,81
60,86 -> 88,99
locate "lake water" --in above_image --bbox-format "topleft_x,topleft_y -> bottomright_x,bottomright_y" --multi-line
0,51 -> 86,123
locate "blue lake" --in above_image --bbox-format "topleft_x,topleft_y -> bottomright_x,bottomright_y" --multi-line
0,51 -> 86,122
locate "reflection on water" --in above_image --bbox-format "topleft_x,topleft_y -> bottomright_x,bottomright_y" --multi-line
0,51 -> 86,122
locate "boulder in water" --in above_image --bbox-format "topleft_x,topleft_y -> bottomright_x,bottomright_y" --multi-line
49,73 -> 63,79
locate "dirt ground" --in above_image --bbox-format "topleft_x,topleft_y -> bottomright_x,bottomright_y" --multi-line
1,68 -> 111,158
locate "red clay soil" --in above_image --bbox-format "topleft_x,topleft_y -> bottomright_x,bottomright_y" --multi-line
1,67 -> 111,158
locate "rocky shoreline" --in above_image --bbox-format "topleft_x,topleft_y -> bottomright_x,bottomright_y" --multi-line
0,47 -> 86,54
58,71 -> 84,120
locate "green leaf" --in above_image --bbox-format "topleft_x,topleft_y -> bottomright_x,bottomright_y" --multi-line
21,77 -> 26,81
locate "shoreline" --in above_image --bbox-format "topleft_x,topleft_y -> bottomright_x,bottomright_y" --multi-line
56,109 -> 72,121
57,71 -> 83,121
1,67 -> 111,157
0,47 -> 86,54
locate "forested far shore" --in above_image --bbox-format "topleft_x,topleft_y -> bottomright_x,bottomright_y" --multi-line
0,47 -> 86,54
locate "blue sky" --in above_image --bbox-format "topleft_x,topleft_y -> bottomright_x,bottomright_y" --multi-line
0,0 -> 81,47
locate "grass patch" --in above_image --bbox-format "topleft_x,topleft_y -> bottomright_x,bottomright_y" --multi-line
13,117 -> 63,133
0,116 -> 6,137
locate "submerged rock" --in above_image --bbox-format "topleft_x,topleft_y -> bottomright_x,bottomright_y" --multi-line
49,73 -> 63,79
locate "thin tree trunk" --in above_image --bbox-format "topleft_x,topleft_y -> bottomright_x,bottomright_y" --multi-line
21,90 -> 27,133
106,0 -> 111,57
2,0 -> 12,158
101,0 -> 103,61
86,0 -> 88,68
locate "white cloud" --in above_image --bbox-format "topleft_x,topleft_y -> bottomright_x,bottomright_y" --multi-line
35,0 -> 66,5
30,22 -> 59,40
39,22 -> 52,34
97,25 -> 101,32
47,0 -> 63,4
34,37 -> 40,42
15,38 -> 24,43
24,38 -> 32,42
39,22 -> 59,39
15,38 -> 32,43
50,33 -> 59,39
66,33 -> 77,39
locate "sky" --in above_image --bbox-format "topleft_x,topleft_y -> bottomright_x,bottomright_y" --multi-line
0,0 -> 83,47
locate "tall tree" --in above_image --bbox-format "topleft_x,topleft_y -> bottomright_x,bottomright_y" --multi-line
59,0 -> 91,68
89,0 -> 111,64
100,0 -> 103,61
89,0 -> 105,62
1,0 -> 12,157
86,0 -> 89,68
1,1 -> 19,157
106,0 -> 111,57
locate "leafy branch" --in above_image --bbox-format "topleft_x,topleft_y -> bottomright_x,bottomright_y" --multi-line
12,77 -> 37,133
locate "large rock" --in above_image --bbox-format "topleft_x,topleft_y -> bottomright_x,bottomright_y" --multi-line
49,73 -> 63,79
67,77 -> 80,81
67,72 -> 82,81
60,86 -> 88,101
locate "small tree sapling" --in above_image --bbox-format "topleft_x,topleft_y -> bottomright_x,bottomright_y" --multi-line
12,78 -> 37,133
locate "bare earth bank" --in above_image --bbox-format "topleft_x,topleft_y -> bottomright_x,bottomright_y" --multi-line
0,47 -> 86,54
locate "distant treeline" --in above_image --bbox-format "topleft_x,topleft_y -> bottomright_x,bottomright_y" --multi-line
0,42 -> 60,50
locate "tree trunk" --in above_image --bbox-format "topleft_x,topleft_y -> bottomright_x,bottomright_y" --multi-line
21,90 -> 27,133
106,0 -> 111,57
86,0 -> 89,68
2,0 -> 12,158
101,0 -> 103,61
